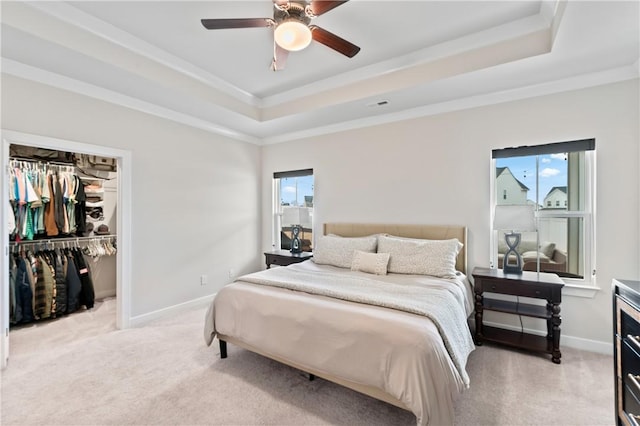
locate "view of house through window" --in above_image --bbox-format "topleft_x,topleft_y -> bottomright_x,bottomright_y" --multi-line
492,140 -> 595,282
273,169 -> 314,252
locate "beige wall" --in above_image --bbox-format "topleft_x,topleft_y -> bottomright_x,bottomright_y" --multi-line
261,79 -> 640,350
2,74 -> 262,317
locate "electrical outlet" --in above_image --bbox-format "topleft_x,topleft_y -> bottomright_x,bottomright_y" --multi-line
200,275 -> 208,286
228,269 -> 234,279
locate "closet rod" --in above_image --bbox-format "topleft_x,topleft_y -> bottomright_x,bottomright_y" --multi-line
9,157 -> 75,167
9,234 -> 116,246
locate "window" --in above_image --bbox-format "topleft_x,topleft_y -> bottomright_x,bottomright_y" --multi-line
491,139 -> 595,285
273,169 -> 314,252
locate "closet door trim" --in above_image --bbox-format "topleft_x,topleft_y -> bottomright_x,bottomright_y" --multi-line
1,129 -> 132,369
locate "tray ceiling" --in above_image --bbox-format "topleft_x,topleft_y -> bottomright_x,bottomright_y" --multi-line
1,1 -> 638,144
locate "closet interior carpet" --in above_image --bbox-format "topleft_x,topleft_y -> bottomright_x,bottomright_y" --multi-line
1,299 -> 614,425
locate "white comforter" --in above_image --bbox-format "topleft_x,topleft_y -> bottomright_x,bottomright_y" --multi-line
204,261 -> 475,425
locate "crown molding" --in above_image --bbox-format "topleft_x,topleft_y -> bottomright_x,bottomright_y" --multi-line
261,63 -> 639,145
25,1 -> 261,108
1,59 -> 261,145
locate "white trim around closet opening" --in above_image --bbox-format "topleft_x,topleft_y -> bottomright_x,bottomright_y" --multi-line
1,129 -> 132,369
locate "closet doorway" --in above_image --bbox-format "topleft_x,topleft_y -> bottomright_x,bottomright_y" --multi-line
1,130 -> 132,369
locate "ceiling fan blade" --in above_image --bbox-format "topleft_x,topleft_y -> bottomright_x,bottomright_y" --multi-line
201,18 -> 271,30
309,1 -> 349,16
310,25 -> 360,58
271,42 -> 289,71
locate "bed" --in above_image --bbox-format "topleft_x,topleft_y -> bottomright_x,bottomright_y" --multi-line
204,223 -> 475,425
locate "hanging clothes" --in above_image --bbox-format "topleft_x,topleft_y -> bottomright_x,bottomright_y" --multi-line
7,236 -> 112,326
9,255 -> 18,324
9,161 -> 84,240
44,173 -> 59,237
75,177 -> 87,236
7,157 -> 114,327
54,173 -> 66,234
32,252 -> 47,319
39,254 -> 55,319
73,248 -> 95,309
65,250 -> 82,314
14,255 -> 34,324
53,249 -> 68,316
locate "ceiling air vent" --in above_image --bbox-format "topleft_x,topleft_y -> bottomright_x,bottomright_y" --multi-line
366,100 -> 390,107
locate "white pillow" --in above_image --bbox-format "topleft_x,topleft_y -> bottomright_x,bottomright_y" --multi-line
377,235 -> 462,278
351,250 -> 390,275
313,235 -> 378,269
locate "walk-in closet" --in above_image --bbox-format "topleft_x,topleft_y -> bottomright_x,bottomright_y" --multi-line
6,142 -> 119,356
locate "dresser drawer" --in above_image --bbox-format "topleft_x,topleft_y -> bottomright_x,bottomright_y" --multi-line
621,308 -> 640,342
623,340 -> 640,376
482,279 -> 551,299
625,383 -> 640,419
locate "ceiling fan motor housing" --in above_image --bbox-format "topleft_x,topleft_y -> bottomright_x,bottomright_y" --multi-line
274,1 -> 312,26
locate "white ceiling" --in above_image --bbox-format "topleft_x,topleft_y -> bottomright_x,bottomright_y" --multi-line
1,1 -> 639,144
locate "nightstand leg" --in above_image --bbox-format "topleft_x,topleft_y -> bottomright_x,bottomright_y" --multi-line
474,292 -> 484,345
219,339 -> 227,359
551,303 -> 562,364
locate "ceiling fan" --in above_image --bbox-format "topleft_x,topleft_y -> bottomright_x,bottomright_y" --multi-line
201,0 -> 360,71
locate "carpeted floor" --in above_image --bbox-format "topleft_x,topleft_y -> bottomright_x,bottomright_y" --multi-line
1,299 -> 614,425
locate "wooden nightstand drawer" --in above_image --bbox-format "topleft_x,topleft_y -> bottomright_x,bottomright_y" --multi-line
270,256 -> 288,266
264,250 -> 313,269
484,279 -> 551,299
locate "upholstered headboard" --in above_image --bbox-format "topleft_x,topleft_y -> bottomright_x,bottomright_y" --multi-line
323,223 -> 468,275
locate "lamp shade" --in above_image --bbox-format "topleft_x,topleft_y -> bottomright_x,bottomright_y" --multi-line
274,20 -> 312,51
493,205 -> 536,232
282,207 -> 310,227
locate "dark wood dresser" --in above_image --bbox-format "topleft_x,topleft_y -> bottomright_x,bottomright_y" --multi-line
614,278 -> 640,426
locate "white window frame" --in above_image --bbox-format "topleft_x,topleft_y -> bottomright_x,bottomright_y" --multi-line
490,139 -> 598,298
272,169 -> 314,251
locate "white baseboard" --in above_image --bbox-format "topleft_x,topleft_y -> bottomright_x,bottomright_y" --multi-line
481,320 -> 613,356
95,290 -> 117,301
129,294 -> 215,327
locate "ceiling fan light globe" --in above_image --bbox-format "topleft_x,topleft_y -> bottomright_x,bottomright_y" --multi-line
274,20 -> 312,51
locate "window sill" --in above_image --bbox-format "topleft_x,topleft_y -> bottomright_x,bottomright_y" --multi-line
562,282 -> 601,298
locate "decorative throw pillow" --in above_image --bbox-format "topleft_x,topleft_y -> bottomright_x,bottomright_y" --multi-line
539,242 -> 556,259
312,235 -> 378,269
377,235 -> 462,278
351,250 -> 390,275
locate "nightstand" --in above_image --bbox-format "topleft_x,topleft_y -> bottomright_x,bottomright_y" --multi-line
472,267 -> 564,363
264,250 -> 313,269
